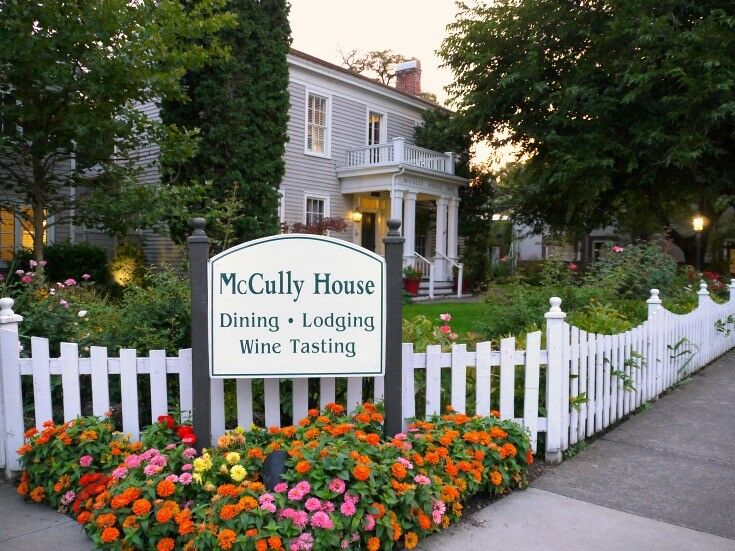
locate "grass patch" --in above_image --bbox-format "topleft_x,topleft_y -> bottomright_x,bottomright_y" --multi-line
403,301 -> 486,336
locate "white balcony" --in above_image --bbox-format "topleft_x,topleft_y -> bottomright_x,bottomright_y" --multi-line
345,137 -> 456,175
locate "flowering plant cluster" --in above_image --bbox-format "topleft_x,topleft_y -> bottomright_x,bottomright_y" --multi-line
402,312 -> 459,352
17,402 -> 532,550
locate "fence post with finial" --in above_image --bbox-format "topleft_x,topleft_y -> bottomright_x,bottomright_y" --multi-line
0,297 -> 24,479
383,219 -> 405,437
647,289 -> 664,397
188,218 -> 211,451
544,296 -> 566,464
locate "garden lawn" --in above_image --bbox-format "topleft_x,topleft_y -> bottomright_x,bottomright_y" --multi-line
403,302 -> 487,336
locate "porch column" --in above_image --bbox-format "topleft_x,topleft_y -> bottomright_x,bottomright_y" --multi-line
403,192 -> 417,262
390,189 -> 404,226
447,196 -> 459,260
435,197 -> 449,280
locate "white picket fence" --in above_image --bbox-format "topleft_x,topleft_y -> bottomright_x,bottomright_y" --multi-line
1,281 -> 735,476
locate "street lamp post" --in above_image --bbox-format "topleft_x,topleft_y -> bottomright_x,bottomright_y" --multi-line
692,215 -> 705,272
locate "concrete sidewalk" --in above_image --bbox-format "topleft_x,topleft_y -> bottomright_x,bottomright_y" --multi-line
2,352 -> 734,550
421,351 -> 735,550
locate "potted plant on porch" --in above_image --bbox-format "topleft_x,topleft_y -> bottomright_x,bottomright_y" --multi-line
402,265 -> 423,296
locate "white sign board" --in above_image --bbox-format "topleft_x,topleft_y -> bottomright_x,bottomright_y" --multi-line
208,234 -> 385,378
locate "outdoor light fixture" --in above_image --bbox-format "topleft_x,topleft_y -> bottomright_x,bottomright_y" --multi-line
692,215 -> 705,232
692,215 -> 706,271
352,210 -> 363,223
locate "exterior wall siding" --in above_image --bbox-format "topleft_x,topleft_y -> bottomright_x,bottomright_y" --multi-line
387,112 -> 418,145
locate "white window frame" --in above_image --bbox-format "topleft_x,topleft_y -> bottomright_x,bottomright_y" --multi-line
365,106 -> 388,145
304,87 -> 332,158
303,193 -> 330,226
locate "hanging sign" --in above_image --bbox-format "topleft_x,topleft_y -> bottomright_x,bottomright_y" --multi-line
208,234 -> 385,378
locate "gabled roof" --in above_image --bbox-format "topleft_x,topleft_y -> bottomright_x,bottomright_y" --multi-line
288,48 -> 449,112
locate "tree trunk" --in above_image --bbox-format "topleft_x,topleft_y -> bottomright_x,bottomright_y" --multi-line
31,156 -> 46,272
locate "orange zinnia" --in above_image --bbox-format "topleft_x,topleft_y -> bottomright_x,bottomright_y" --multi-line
96,513 -> 116,528
156,480 -> 175,498
490,470 -> 503,486
391,462 -> 407,480
268,535 -> 282,549
122,515 -> 138,529
219,504 -> 238,521
132,498 -> 152,516
404,531 -> 419,549
77,511 -> 92,525
295,460 -> 311,474
29,486 -> 44,503
499,443 -> 517,459
156,507 -> 175,524
218,528 -> 237,550
245,528 -> 258,537
255,540 -> 268,551
157,538 -> 175,551
353,464 -> 371,481
101,527 -> 119,543
367,537 -> 381,551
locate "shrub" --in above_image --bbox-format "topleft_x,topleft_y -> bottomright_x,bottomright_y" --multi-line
585,241 -> 677,300
17,404 -> 533,551
566,301 -> 634,334
15,242 -> 112,288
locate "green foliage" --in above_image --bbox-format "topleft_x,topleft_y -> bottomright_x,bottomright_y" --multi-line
567,301 -> 633,334
441,0 -> 735,260
162,0 -> 291,245
402,313 -> 458,352
15,242 -> 112,288
585,241 -> 678,300
0,0 -> 235,260
402,265 -> 423,280
109,242 -> 147,288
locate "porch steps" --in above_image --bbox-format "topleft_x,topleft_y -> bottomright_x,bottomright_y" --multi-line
413,279 -> 467,299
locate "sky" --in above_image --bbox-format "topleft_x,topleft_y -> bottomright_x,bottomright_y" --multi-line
289,0 -> 459,105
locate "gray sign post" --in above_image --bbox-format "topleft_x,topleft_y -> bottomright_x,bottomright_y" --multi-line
188,218 -> 211,450
383,219 -> 405,437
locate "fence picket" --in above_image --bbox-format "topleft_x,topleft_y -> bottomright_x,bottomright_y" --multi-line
89,346 -> 110,417
425,345 -> 442,417
178,349 -> 193,421
577,330 -> 588,441
60,343 -> 81,423
560,323 -> 570,450
149,350 -> 168,422
450,344 -> 467,414
523,331 -> 541,453
263,379 -> 280,427
319,378 -> 336,409
346,377 -> 363,413
401,344 -> 415,422
499,337 -> 516,420
292,378 -> 309,423
586,333 -> 596,437
31,337 -> 52,429
119,349 -> 139,440
569,327 -> 579,446
236,379 -> 253,428
373,375 -> 385,403
475,341 -> 492,417
210,378 -> 225,436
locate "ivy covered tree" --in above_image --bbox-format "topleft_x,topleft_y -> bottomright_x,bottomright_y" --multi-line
414,109 -> 495,282
441,0 -> 735,266
162,0 -> 291,244
0,0 -> 235,263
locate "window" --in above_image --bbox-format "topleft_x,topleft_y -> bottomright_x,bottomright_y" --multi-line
305,197 -> 326,226
0,207 -> 45,261
368,112 -> 382,145
306,93 -> 328,155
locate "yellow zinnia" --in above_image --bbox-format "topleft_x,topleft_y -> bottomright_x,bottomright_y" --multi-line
230,465 -> 247,482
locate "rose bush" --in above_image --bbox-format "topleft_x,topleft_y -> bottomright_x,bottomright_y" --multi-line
17,403 -> 532,550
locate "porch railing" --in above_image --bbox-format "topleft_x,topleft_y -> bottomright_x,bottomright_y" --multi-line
346,138 -> 455,175
436,250 -> 464,297
404,252 -> 435,299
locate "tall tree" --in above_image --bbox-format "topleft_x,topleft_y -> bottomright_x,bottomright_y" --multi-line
161,0 -> 291,244
441,0 -> 735,265
0,0 -> 235,263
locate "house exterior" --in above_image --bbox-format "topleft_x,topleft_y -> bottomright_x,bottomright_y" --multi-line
1,50 -> 467,286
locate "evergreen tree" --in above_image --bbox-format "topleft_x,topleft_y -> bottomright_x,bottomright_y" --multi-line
162,0 -> 291,244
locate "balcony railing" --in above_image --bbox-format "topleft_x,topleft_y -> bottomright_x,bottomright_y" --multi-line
346,137 -> 455,175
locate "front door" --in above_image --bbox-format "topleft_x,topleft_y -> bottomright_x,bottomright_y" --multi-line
361,212 -> 376,252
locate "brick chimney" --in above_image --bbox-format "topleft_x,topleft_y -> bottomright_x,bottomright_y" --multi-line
395,60 -> 421,96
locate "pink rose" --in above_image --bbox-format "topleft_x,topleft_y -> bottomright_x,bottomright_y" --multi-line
440,325 -> 451,334
21,274 -> 33,284
439,313 -> 452,322
569,263 -> 578,271
81,273 -> 91,280
64,278 -> 77,286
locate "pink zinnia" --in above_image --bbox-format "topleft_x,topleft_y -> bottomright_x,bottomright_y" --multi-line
182,447 -> 197,459
181,463 -> 193,471
144,464 -> 161,476
321,500 -> 335,513
288,487 -> 305,501
310,511 -> 333,530
124,454 -> 142,468
340,500 -> 356,516
79,455 -> 93,467
305,497 -> 321,512
112,467 -> 128,479
166,474 -> 179,483
61,490 -> 76,505
328,478 -> 346,494
363,514 -> 375,530
274,482 -> 288,493
414,474 -> 430,485
178,472 -> 192,485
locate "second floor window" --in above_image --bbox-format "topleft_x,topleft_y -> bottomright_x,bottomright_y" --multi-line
306,93 -> 328,155
305,197 -> 326,226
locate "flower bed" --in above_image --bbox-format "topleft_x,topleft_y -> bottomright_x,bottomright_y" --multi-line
17,403 -> 532,550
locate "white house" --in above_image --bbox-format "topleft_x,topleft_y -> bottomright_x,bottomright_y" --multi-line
1,50 -> 468,290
